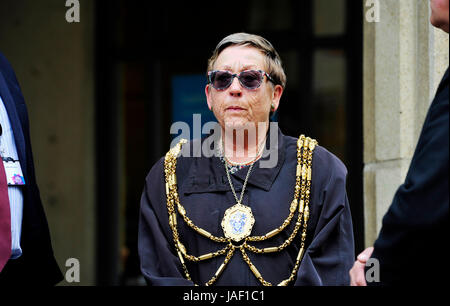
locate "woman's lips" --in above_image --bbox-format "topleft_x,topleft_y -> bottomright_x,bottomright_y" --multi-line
226,106 -> 245,112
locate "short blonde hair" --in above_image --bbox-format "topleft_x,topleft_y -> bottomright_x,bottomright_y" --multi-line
207,33 -> 287,88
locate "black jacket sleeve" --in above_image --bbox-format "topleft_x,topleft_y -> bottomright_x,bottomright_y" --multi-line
138,157 -> 194,286
295,146 -> 355,285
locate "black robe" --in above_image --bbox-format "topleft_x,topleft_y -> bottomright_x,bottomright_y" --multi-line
138,127 -> 354,286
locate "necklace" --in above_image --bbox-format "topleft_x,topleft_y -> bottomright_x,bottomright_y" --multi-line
164,135 -> 317,286
219,133 -> 267,241
220,134 -> 266,166
221,157 -> 255,242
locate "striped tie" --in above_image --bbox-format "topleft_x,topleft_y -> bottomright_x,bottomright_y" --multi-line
0,159 -> 11,272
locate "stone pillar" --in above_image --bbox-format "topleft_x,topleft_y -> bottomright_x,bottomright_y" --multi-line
0,0 -> 95,284
363,0 -> 449,247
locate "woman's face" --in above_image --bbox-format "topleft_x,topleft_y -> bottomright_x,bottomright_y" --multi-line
430,0 -> 449,32
205,45 -> 283,130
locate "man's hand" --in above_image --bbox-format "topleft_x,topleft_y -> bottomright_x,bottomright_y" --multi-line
349,246 -> 374,286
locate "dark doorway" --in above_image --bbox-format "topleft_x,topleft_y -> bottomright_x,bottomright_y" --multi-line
95,0 -> 363,285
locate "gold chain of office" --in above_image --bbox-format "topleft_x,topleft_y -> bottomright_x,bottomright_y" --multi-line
163,135 -> 317,286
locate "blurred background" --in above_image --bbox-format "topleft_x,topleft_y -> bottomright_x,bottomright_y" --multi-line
0,0 -> 447,285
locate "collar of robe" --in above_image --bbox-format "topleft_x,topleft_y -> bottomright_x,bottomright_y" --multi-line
178,126 -> 287,195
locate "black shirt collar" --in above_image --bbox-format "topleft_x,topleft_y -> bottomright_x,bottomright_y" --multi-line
180,125 -> 286,194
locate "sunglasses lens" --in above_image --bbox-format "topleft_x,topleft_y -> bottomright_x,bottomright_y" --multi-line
211,71 -> 232,90
239,70 -> 263,89
209,70 -> 264,90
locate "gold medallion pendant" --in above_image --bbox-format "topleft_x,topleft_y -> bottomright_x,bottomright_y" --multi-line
221,203 -> 255,242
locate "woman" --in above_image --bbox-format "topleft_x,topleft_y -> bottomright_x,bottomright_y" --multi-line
138,33 -> 354,286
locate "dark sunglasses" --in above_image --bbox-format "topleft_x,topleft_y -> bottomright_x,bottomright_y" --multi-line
207,69 -> 275,90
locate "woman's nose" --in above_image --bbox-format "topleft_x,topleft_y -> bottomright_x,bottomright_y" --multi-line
228,77 -> 242,97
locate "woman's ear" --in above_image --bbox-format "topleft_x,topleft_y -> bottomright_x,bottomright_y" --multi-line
205,84 -> 212,111
271,84 -> 283,112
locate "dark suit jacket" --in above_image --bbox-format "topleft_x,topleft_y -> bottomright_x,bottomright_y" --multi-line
368,67 -> 449,285
0,52 -> 63,285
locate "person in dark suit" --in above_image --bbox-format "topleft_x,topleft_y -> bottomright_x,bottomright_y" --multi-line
0,51 -> 63,285
349,0 -> 449,285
